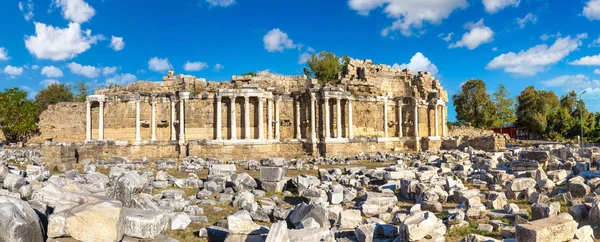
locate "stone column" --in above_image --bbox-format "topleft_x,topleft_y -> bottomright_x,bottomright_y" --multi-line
295,97 -> 301,139
267,98 -> 273,140
336,98 -> 342,138
170,98 -> 176,141
310,93 -> 317,141
398,102 -> 403,138
216,96 -> 222,140
258,96 -> 264,140
275,96 -> 280,140
85,100 -> 91,141
135,99 -> 141,143
98,100 -> 104,141
151,97 -> 157,141
442,104 -> 447,136
434,104 -> 439,137
179,93 -> 187,144
348,98 -> 353,139
384,97 -> 388,138
324,97 -> 330,139
414,102 -> 419,138
244,96 -> 250,140
231,96 -> 237,140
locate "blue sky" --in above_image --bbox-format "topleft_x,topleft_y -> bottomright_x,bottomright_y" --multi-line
1,0 -> 600,121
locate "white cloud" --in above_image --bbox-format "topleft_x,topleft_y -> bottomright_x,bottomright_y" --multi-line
106,73 -> 137,85
595,69 -> 600,74
482,0 -> 520,14
18,0 -> 34,21
263,28 -> 297,52
449,19 -> 494,50
516,13 -> 537,28
0,48 -> 9,61
486,35 -> 584,76
492,47 -> 498,51
214,63 -> 224,72
569,54 -> 600,66
206,0 -> 235,7
183,61 -> 208,71
20,86 -> 37,99
3,65 -> 24,77
148,57 -> 173,72
31,65 -> 39,70
67,62 -> 100,78
541,74 -> 597,88
392,52 -> 439,76
440,32 -> 453,42
298,52 -> 312,64
40,79 -> 59,87
41,65 -> 63,78
349,0 -> 468,37
110,36 -> 125,51
102,66 -> 118,76
25,22 -> 100,61
583,0 -> 600,20
589,36 -> 600,47
52,0 -> 95,23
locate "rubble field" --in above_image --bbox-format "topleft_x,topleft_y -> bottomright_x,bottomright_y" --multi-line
0,144 -> 599,242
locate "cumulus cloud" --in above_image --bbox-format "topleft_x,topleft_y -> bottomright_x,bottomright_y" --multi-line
31,65 -> 39,70
595,69 -> 600,74
148,57 -> 173,72
449,19 -> 494,50
40,79 -> 59,87
110,36 -> 125,51
18,0 -> 34,21
41,65 -> 63,78
541,74 -> 598,88
298,52 -> 312,64
214,63 -> 224,72
482,0 -> 520,14
4,65 -> 24,77
589,36 -> 600,47
206,0 -> 235,7
348,0 -> 468,37
263,28 -> 297,52
392,52 -> 439,77
52,0 -> 95,23
0,47 -> 9,61
183,61 -> 208,71
25,22 -> 101,61
486,35 -> 584,76
67,62 -> 100,78
583,0 -> 600,20
516,13 -> 537,28
102,66 -> 118,76
440,32 -> 453,42
569,54 -> 600,66
106,73 -> 137,85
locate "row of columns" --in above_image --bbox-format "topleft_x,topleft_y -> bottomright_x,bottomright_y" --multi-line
85,93 -> 446,144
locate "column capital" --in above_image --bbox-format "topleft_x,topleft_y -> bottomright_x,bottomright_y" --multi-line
179,92 -> 190,100
216,95 -> 222,101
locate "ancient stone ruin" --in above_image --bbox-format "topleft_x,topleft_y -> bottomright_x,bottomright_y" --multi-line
32,59 -> 465,165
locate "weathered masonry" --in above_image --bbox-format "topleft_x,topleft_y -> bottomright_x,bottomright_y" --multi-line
35,59 -> 449,162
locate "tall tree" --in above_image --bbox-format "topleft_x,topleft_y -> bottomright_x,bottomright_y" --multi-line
303,51 -> 350,84
34,83 -> 74,114
73,81 -> 91,102
0,88 -> 39,143
492,84 -> 516,130
516,86 -> 560,137
452,79 -> 498,129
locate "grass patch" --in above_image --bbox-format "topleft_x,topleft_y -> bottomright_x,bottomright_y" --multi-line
446,219 -> 503,242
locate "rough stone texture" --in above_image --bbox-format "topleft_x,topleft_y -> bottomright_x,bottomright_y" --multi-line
63,200 -> 124,242
120,208 -> 169,239
516,217 -> 577,242
0,195 -> 44,242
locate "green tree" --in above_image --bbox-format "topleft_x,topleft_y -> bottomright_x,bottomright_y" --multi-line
303,51 -> 350,84
452,79 -> 498,129
0,88 -> 39,143
240,71 -> 256,77
73,81 -> 91,102
492,84 -> 516,130
34,83 -> 74,114
516,86 -> 560,137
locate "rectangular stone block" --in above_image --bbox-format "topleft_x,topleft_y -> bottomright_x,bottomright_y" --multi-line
261,180 -> 287,193
259,167 -> 286,182
519,151 -> 550,162
515,217 -> 577,242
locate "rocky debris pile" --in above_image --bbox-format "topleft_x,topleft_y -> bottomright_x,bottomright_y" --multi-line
1,144 -> 600,241
0,148 -> 42,165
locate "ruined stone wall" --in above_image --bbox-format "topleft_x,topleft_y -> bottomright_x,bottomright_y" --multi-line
321,139 -> 412,157
185,98 -> 215,140
352,100 -> 384,137
448,126 -> 494,138
188,142 -> 307,160
30,102 -> 86,143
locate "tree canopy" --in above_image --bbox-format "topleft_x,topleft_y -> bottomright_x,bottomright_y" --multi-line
303,51 -> 350,84
73,81 -> 91,103
0,88 -> 39,143
492,84 -> 516,128
452,79 -> 497,129
34,83 -> 74,114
